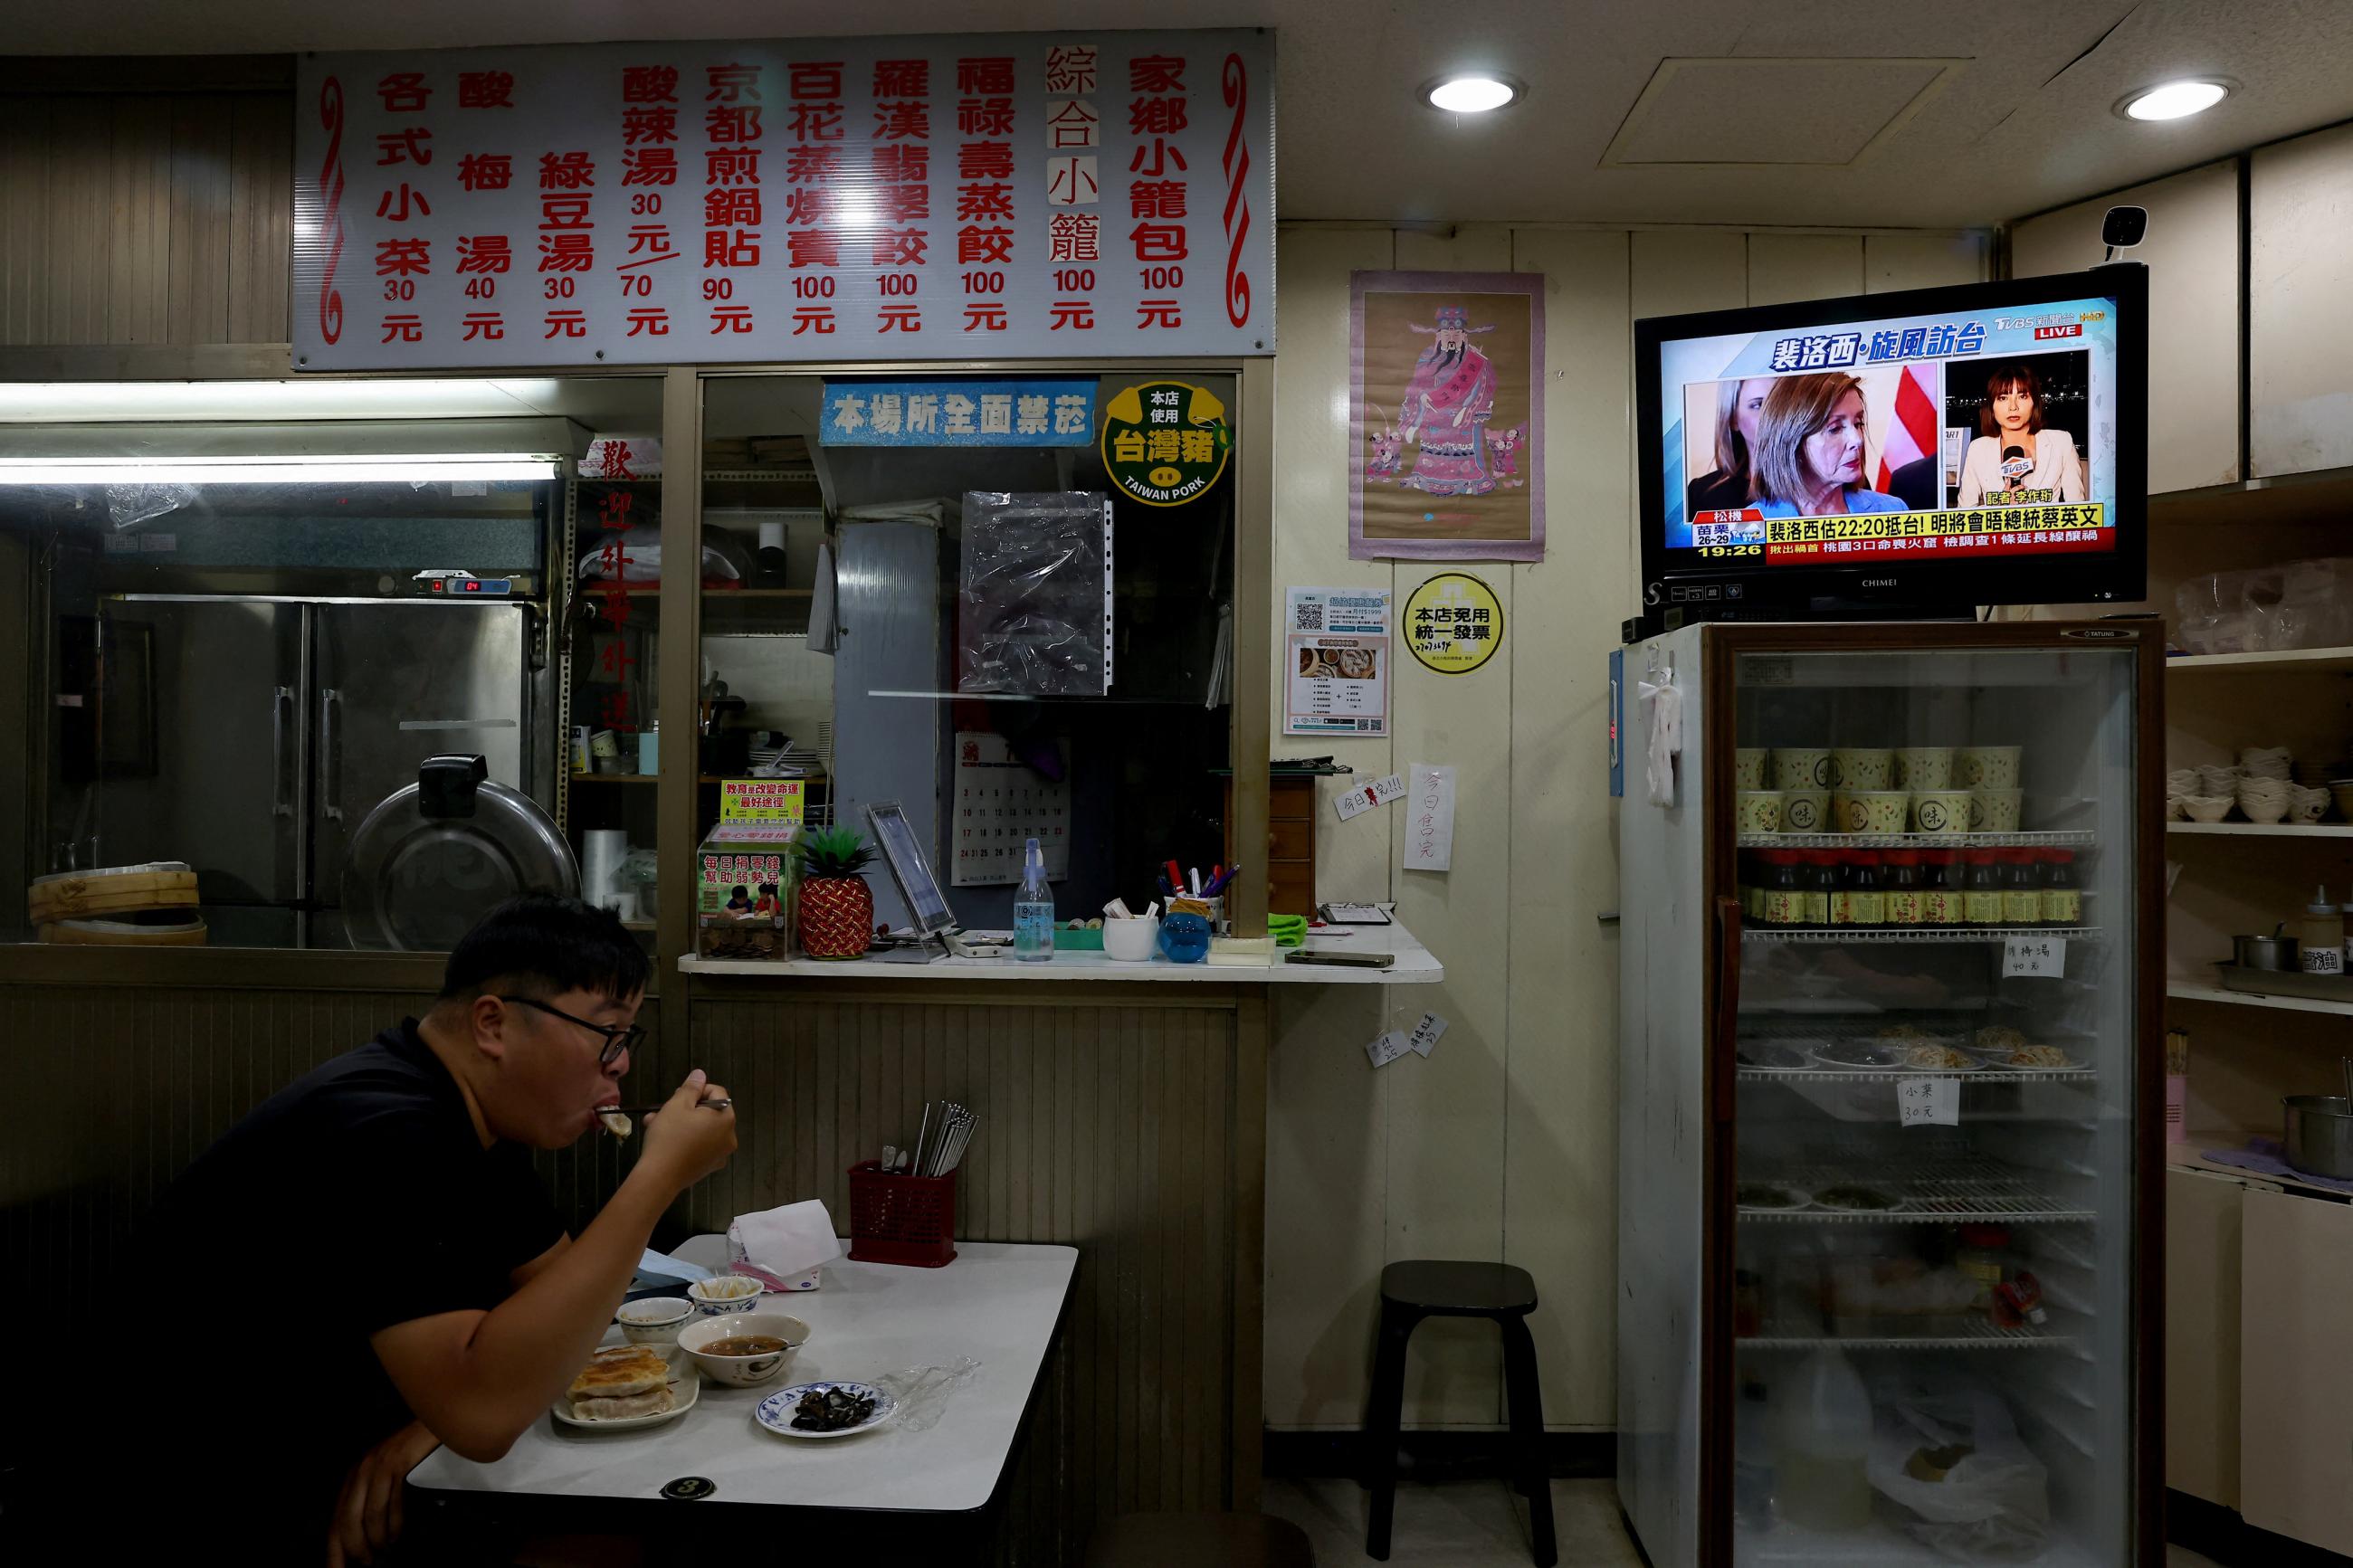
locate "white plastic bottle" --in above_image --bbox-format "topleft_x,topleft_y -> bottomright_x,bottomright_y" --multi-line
1772,1347 -> 1873,1532
1013,837 -> 1055,962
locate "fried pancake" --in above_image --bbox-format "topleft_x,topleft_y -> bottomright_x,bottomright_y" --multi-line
570,1384 -> 675,1421
567,1344 -> 671,1401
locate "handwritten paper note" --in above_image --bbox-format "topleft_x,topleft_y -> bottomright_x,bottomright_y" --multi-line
2003,936 -> 2067,979
1402,762 -> 1456,873
1898,1076 -> 1960,1128
1407,1012 -> 1450,1058
1365,1030 -> 1413,1069
1335,773 -> 1406,822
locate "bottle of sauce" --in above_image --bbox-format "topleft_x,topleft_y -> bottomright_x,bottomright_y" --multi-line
1962,851 -> 2004,927
1828,851 -> 1854,927
1765,852 -> 1807,927
1883,851 -> 1923,927
2301,885 -> 2345,975
1804,851 -> 1837,929
2001,849 -> 2043,927
1921,849 -> 1964,927
2041,850 -> 2082,927
1845,852 -> 1886,927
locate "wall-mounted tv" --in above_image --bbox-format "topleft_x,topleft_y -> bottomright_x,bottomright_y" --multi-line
1634,267 -> 2147,619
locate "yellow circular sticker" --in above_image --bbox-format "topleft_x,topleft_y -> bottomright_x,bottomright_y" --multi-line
1099,380 -> 1232,507
1404,573 -> 1504,674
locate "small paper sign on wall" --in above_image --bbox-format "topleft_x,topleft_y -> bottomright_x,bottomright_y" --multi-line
1402,762 -> 1455,873
1334,773 -> 1405,822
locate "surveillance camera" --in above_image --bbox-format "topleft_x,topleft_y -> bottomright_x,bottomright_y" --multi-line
2101,205 -> 2148,251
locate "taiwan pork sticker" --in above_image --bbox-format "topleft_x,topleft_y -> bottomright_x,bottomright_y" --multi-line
1100,380 -> 1231,507
1402,572 -> 1504,674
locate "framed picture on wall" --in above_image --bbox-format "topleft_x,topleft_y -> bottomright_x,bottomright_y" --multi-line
1349,271 -> 1545,563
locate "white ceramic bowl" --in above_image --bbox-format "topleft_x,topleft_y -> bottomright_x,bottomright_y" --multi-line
2181,794 -> 2234,823
679,1311 -> 810,1387
2197,765 -> 2244,797
614,1297 -> 694,1347
688,1275 -> 765,1315
2291,784 -> 2331,822
1103,917 -> 1160,961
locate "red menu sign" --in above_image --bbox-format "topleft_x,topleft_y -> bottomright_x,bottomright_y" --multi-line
293,30 -> 1274,370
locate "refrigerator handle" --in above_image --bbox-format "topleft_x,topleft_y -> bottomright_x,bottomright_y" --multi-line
320,688 -> 345,822
1712,895 -> 1743,1126
271,685 -> 296,817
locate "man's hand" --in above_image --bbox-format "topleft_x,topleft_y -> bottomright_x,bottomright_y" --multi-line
637,1069 -> 737,1193
327,1420 -> 440,1566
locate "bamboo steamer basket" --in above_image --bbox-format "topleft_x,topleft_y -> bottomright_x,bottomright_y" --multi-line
38,916 -> 209,946
27,861 -> 199,924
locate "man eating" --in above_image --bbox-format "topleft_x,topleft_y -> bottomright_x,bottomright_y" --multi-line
145,895 -> 737,1564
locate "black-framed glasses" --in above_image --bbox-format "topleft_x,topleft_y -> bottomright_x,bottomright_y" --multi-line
498,994 -> 643,1066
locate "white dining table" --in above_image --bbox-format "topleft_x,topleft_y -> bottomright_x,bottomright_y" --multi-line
406,1235 -> 1077,1525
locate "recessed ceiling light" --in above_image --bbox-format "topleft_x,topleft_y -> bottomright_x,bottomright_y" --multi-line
2116,79 -> 2232,121
1423,75 -> 1521,114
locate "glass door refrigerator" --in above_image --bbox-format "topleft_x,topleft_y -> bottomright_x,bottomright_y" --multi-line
1616,620 -> 2163,1568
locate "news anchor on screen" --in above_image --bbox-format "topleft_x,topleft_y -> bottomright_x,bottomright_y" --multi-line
1747,373 -> 1910,519
1956,360 -> 2087,506
1685,376 -> 1775,516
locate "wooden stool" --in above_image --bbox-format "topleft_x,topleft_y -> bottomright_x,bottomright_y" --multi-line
1084,1511 -> 1314,1567
1363,1259 -> 1555,1566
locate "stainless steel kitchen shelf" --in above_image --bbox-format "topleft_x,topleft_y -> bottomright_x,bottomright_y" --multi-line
1738,1068 -> 2096,1085
1743,927 -> 2098,944
1737,1320 -> 2076,1351
1737,831 -> 2097,850
1739,1155 -> 2095,1224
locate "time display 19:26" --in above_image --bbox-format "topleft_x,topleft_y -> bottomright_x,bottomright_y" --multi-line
1693,544 -> 1763,559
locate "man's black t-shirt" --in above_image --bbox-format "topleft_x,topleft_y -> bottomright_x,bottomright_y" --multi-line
147,1020 -> 564,1557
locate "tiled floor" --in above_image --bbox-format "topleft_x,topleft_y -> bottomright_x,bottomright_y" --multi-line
1262,1476 -> 2234,1566
1262,1476 -> 1643,1566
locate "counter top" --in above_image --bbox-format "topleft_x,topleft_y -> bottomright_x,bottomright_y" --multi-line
679,918 -> 1442,984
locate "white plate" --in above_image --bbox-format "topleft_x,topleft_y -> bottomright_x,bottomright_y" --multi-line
1735,1183 -> 1813,1213
754,1380 -> 899,1440
551,1350 -> 700,1431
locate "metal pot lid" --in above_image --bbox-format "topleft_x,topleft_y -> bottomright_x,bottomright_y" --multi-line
341,780 -> 577,951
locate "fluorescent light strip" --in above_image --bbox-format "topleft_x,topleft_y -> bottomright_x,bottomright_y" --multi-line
0,457 -> 562,485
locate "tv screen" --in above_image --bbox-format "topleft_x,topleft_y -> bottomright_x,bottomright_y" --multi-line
1634,268 -> 2146,618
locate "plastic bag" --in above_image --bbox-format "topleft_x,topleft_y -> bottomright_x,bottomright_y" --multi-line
874,1356 -> 980,1433
957,490 -> 1112,696
1865,1379 -> 2050,1561
105,481 -> 197,530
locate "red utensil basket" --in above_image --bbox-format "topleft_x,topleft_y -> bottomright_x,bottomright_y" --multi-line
846,1160 -> 958,1267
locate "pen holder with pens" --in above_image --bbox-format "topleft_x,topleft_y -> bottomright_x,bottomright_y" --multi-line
846,1160 -> 959,1268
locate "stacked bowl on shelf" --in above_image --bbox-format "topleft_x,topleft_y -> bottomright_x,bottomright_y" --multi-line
2168,746 -> 2333,823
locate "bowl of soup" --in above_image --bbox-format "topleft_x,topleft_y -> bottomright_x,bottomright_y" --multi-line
679,1312 -> 811,1387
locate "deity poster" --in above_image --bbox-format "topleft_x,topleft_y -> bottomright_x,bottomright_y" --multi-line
1349,271 -> 1544,563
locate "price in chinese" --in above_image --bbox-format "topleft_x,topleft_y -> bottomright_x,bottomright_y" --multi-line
1897,1076 -> 1959,1128
2003,936 -> 2067,979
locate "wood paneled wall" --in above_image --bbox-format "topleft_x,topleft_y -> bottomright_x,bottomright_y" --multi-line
0,974 -> 1258,1565
683,986 -> 1261,1559
0,90 -> 291,347
1262,223 -> 1993,1434
0,980 -> 640,1290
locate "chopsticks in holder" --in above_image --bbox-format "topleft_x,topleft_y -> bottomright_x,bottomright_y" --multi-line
893,1099 -> 980,1177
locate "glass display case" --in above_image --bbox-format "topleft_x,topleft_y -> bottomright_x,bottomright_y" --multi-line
1617,621 -> 2163,1568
